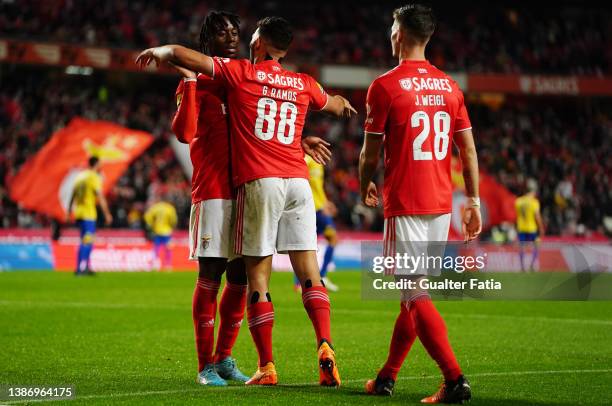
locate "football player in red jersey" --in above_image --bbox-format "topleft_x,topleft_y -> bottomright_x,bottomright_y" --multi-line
359,4 -> 480,403
171,10 -> 248,387
139,17 -> 354,387
171,11 -> 332,387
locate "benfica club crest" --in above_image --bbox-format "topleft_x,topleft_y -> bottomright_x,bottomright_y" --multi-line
399,78 -> 413,91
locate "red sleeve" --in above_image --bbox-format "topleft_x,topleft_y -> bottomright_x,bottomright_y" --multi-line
211,57 -> 247,88
364,79 -> 391,135
454,90 -> 472,133
171,78 -> 198,143
305,75 -> 329,111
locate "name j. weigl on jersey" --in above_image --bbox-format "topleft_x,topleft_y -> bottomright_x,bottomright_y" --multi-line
258,70 -> 303,102
400,77 -> 452,107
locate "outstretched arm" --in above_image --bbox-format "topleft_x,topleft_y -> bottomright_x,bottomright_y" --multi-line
136,45 -> 214,77
322,94 -> 357,118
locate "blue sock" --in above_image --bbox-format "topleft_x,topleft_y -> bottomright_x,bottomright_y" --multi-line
76,244 -> 86,272
83,244 -> 93,271
530,245 -> 539,270
320,245 -> 335,278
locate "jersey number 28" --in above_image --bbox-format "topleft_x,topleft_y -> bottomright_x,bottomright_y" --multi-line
411,110 -> 451,160
254,97 -> 298,144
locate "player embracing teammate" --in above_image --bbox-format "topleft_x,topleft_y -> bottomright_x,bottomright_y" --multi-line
170,11 -> 249,386
142,16 -> 355,386
359,4 -> 481,403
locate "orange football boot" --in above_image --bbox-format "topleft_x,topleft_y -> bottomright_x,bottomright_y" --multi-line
245,362 -> 278,386
318,340 -> 341,387
421,375 -> 471,404
365,375 -> 395,396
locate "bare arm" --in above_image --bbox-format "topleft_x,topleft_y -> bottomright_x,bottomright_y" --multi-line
359,133 -> 384,207
322,94 -> 357,118
454,129 -> 481,241
66,191 -> 75,223
535,209 -> 545,236
97,192 -> 113,226
136,45 -> 214,77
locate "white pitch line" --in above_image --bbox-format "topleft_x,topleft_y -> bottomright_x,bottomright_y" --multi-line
2,299 -> 611,326
3,368 -> 612,404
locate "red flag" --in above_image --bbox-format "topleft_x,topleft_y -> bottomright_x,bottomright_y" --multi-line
9,118 -> 153,221
450,157 -> 516,239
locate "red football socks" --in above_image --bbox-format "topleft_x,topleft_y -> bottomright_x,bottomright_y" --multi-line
302,286 -> 331,344
247,301 -> 275,366
379,303 -> 417,380
192,277 -> 220,371
214,282 -> 247,362
411,297 -> 462,381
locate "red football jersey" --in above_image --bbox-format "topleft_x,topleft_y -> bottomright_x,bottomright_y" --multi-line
172,74 -> 232,203
364,60 -> 472,217
212,58 -> 329,186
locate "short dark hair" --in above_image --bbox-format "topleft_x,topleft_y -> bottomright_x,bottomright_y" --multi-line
256,17 -> 293,51
393,4 -> 436,43
199,10 -> 241,53
88,156 -> 99,167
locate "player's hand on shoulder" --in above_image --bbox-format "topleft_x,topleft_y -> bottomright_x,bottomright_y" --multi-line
169,62 -> 196,79
136,46 -> 173,69
462,207 -> 482,243
361,182 -> 379,208
302,136 -> 332,165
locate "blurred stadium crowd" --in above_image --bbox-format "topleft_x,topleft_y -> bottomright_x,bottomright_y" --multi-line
2,0 -> 610,74
1,1 -> 611,237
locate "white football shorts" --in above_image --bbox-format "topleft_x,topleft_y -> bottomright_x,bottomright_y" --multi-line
383,213 -> 451,276
189,199 -> 237,260
234,177 -> 317,256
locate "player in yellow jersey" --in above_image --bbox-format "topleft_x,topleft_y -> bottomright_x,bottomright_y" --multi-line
294,155 -> 340,291
66,156 -> 112,275
515,179 -> 545,272
144,199 -> 178,270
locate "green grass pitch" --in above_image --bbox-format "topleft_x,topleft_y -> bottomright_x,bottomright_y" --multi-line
1,271 -> 611,405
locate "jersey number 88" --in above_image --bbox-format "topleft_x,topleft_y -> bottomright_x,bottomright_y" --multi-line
254,97 -> 298,144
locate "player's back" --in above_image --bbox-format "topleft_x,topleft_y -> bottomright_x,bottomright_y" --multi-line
306,155 -> 326,211
145,202 -> 177,236
515,194 -> 539,233
73,169 -> 100,220
366,60 -> 471,217
212,58 -> 328,187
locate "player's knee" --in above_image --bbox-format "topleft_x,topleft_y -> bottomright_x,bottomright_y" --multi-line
82,232 -> 94,245
325,228 -> 338,246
